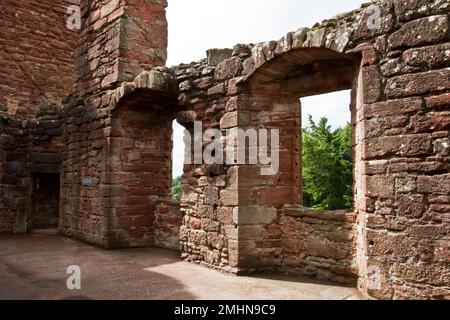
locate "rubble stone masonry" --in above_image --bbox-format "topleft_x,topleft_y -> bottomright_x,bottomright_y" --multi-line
0,0 -> 449,300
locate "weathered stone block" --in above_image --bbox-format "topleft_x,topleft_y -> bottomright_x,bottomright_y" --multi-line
393,0 -> 450,22
220,189 -> 239,206
217,207 -> 233,225
207,48 -> 233,66
417,174 -> 450,194
426,92 -> 450,109
396,195 -> 425,218
403,43 -> 450,69
219,111 -> 250,129
366,134 -> 432,158
214,57 -> 243,81
238,225 -> 264,241
233,206 -> 277,225
361,65 -> 383,104
353,3 -> 395,40
386,68 -> 450,99
366,176 -> 395,199
392,262 -> 449,286
434,138 -> 450,156
388,15 -> 449,50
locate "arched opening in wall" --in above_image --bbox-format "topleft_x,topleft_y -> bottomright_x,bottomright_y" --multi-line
152,119 -> 186,250
239,47 -> 361,283
300,90 -> 353,211
244,48 -> 359,212
108,89 -> 181,249
29,172 -> 60,231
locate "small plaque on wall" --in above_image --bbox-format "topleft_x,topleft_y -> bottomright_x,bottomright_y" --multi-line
82,176 -> 93,186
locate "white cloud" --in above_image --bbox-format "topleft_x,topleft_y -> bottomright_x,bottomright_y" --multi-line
169,0 -> 365,177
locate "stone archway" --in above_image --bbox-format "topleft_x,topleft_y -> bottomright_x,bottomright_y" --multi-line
104,71 -> 181,248
224,46 -> 362,284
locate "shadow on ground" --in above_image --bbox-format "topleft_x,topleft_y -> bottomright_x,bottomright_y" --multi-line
0,233 -> 361,300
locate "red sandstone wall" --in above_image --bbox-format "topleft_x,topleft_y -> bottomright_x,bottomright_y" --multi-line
0,113 -> 62,233
5,0 -> 445,301
168,0 -> 449,299
280,207 -> 357,284
0,0 -> 72,233
109,107 -> 173,247
0,0 -> 79,117
60,0 -> 170,246
121,0 -> 168,78
75,0 -> 167,96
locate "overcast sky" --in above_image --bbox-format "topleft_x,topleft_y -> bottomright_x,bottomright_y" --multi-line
167,0 -> 366,177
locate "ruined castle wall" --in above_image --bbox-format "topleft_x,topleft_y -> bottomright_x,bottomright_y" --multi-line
0,0 -> 79,117
1,0 -> 447,301
0,0 -> 76,233
0,112 -> 62,233
60,0 -> 172,247
169,0 -> 449,299
74,0 -> 167,95
0,116 -> 30,234
107,104 -> 173,247
354,2 -> 449,299
280,207 -> 357,284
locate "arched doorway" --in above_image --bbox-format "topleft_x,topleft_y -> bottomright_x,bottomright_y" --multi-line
233,46 -> 362,284
106,85 -> 181,248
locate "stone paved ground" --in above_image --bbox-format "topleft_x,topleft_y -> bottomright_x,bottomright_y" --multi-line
0,232 -> 361,300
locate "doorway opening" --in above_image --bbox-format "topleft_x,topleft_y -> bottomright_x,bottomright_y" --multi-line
30,173 -> 60,230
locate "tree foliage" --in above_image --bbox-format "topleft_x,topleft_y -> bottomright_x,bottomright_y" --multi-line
171,176 -> 182,201
302,116 -> 353,211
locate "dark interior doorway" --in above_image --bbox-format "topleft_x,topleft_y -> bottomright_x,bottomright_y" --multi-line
30,173 -> 60,230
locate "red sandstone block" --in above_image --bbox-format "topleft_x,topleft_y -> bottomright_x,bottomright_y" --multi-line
386,68 -> 450,99
426,92 -> 450,109
392,262 -> 448,287
364,97 -> 423,118
257,187 -> 297,206
361,66 -> 382,104
117,207 -> 149,216
133,215 -> 152,227
396,195 -> 425,218
404,43 -> 450,69
365,134 -> 432,159
409,224 -> 449,240
366,176 -> 395,199
217,207 -> 233,225
388,15 -> 449,50
417,174 -> 450,194
208,83 -> 226,96
428,195 -> 450,204
393,0 -> 449,22
188,218 -> 202,230
215,57 -> 243,81
220,189 -> 239,206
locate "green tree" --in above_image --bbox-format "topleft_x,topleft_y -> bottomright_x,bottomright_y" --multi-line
171,176 -> 182,201
302,116 -> 353,211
